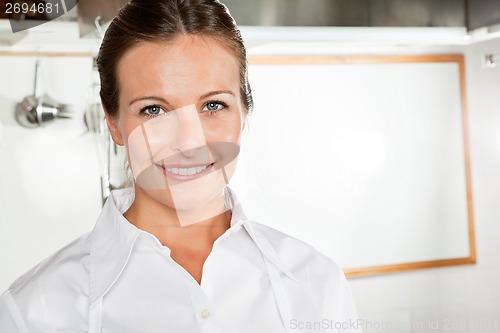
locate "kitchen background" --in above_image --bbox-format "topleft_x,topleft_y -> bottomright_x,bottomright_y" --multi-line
1,1 -> 500,332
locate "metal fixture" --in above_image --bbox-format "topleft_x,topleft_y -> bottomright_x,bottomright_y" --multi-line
483,53 -> 500,68
15,60 -> 72,128
223,0 -> 465,28
77,0 -> 129,37
84,100 -> 118,204
84,58 -> 130,204
76,0 -> 466,38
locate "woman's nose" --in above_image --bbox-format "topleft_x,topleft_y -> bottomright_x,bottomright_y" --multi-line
171,106 -> 207,157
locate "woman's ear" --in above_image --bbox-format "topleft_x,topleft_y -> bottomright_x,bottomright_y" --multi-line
241,110 -> 248,132
102,104 -> 125,146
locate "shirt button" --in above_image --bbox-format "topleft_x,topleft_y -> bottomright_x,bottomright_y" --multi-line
200,309 -> 211,320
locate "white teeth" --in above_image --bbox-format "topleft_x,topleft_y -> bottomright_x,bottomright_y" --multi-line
166,165 -> 209,176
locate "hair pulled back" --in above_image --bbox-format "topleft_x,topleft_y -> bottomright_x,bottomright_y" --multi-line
96,0 -> 253,117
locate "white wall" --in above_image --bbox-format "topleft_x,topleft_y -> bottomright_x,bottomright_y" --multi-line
0,56 -> 102,291
346,39 -> 500,332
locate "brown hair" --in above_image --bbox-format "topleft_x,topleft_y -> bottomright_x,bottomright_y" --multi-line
96,0 -> 253,117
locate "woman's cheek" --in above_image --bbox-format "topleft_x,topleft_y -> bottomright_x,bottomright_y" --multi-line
206,114 -> 241,144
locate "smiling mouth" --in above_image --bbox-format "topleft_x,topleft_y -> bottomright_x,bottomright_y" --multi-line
155,162 -> 215,180
166,165 -> 209,176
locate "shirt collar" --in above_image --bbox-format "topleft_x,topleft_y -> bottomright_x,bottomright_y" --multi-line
89,188 -> 141,306
223,188 -> 297,282
89,187 -> 297,306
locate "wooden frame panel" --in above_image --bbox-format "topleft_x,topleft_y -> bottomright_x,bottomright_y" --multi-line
248,54 -> 475,278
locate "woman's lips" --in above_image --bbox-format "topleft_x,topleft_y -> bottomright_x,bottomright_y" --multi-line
156,162 -> 215,181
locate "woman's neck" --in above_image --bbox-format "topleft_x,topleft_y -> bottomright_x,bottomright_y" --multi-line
124,186 -> 232,284
123,186 -> 232,250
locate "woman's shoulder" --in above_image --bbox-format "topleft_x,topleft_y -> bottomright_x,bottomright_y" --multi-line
1,232 -> 92,320
246,221 -> 359,322
246,220 -> 345,279
0,232 -> 92,329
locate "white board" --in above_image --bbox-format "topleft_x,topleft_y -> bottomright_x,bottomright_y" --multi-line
229,56 -> 473,275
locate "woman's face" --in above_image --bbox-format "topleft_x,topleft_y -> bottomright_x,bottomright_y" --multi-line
107,35 -> 243,221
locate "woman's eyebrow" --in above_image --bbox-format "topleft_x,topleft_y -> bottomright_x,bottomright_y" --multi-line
129,96 -> 170,107
200,90 -> 236,99
128,90 -> 235,107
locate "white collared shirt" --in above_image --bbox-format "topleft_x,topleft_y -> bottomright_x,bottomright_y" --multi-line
0,188 -> 360,333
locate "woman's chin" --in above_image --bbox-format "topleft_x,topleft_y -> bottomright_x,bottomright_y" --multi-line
139,186 -> 225,217
172,186 -> 224,211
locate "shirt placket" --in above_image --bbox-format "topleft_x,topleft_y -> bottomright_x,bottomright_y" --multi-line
151,232 -> 220,333
184,266 -> 218,333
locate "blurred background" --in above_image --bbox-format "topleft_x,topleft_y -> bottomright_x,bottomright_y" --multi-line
0,1 -> 500,332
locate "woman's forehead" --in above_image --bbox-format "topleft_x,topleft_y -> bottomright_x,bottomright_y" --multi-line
117,36 -> 240,100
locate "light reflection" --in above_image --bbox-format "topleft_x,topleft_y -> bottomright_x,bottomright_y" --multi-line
349,130 -> 387,174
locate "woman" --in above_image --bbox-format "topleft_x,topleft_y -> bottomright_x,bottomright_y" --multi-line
0,0 -> 360,332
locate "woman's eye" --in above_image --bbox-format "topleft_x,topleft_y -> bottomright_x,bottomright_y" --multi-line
203,101 -> 226,113
140,105 -> 165,117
